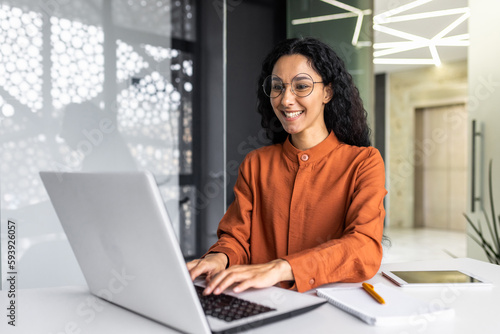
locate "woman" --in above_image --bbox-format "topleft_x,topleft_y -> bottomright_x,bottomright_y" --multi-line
188,37 -> 387,295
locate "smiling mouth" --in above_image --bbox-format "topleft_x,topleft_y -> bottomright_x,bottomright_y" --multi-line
282,110 -> 304,119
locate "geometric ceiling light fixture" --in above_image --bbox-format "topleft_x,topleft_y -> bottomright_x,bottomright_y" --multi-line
373,0 -> 470,66
291,0 -> 373,47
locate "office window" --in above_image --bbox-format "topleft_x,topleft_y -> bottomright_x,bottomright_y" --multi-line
0,0 -> 198,288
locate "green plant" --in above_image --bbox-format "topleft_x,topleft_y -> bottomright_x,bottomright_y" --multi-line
464,160 -> 500,264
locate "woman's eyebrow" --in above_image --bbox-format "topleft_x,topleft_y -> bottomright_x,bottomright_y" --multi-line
294,74 -> 313,80
270,74 -> 313,81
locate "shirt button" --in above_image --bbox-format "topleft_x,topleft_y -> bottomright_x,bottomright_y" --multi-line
309,278 -> 315,285
301,154 -> 309,162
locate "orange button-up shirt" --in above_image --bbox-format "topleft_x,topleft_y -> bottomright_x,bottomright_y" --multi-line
206,132 -> 387,292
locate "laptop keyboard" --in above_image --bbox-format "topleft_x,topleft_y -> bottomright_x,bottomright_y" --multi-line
194,285 -> 276,322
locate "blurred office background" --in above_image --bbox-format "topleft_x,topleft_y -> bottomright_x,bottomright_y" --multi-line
1,0 -> 499,289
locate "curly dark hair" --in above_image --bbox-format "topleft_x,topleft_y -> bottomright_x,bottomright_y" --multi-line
257,37 -> 371,147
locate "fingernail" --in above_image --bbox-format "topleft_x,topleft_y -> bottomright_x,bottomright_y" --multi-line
214,288 -> 220,294
233,287 -> 240,293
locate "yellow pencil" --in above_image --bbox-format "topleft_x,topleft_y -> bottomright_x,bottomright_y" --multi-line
362,282 -> 386,304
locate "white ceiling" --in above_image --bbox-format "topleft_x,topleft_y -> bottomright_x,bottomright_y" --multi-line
373,0 -> 469,73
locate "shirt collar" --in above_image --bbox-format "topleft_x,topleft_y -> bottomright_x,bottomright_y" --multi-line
282,131 -> 341,165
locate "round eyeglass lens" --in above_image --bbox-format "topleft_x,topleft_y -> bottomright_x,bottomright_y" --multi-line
291,74 -> 314,97
262,75 -> 283,98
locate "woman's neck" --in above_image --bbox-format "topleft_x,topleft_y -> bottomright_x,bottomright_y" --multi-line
290,128 -> 329,151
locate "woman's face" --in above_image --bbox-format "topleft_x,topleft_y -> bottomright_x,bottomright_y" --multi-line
270,54 -> 332,139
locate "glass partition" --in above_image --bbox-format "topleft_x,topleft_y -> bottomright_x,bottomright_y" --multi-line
287,0 -> 374,131
0,0 -> 197,288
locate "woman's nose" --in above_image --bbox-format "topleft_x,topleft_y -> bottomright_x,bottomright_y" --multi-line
280,84 -> 295,105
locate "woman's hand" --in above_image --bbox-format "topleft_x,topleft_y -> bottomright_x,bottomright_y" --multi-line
187,252 -> 228,282
203,259 -> 294,295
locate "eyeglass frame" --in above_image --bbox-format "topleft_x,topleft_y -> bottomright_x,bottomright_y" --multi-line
262,72 -> 324,98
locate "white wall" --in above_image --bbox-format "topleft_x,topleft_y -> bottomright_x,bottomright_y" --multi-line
467,0 -> 500,262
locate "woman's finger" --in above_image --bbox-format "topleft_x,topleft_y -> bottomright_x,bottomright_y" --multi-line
186,259 -> 200,271
212,270 -> 252,295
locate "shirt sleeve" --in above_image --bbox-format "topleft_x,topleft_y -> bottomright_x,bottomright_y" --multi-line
282,148 -> 387,292
204,157 -> 253,266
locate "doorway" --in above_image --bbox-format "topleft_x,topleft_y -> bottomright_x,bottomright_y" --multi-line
414,104 -> 467,231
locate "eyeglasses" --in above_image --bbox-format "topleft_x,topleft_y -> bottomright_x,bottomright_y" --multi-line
262,73 -> 323,98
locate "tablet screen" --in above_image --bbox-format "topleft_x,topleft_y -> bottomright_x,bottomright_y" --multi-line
390,270 -> 483,284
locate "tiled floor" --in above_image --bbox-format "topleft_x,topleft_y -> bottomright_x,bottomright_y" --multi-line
381,227 -> 467,264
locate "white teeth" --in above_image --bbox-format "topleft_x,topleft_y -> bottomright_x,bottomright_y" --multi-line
284,110 -> 304,118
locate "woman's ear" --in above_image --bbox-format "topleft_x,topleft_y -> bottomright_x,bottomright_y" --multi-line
323,84 -> 333,104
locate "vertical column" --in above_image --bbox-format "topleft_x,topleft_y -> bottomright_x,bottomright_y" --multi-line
102,0 -> 117,119
41,10 -> 52,119
198,0 -> 226,253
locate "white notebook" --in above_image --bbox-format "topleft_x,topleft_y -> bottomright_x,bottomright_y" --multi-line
316,283 -> 454,326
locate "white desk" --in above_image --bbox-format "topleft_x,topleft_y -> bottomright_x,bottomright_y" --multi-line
1,258 -> 499,334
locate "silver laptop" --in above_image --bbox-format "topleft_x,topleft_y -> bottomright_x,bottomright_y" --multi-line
40,171 -> 325,334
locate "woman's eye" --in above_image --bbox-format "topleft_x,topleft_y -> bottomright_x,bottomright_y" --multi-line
272,84 -> 283,91
294,83 -> 311,91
